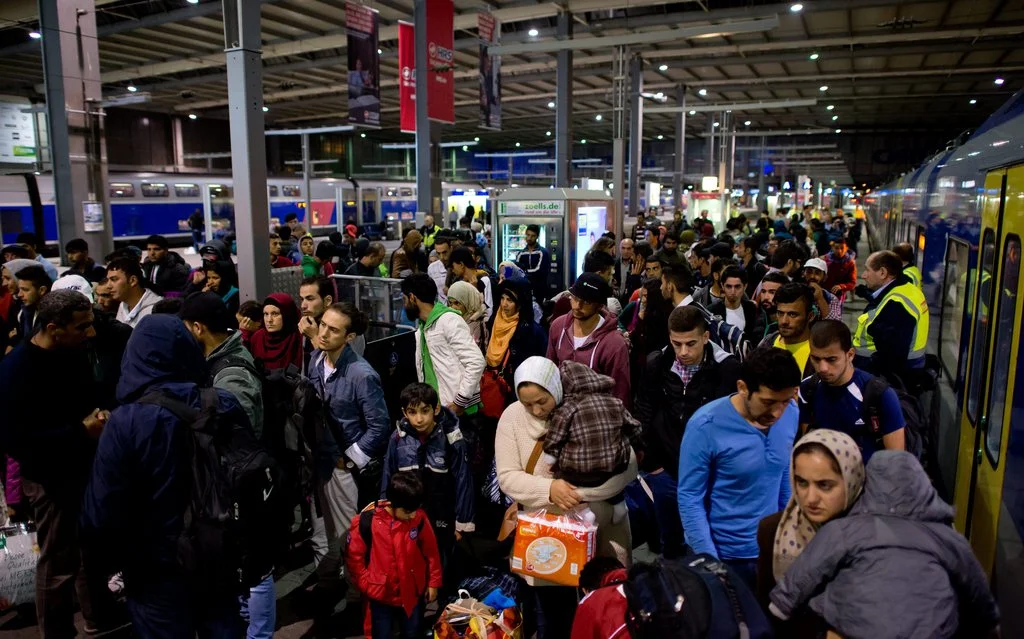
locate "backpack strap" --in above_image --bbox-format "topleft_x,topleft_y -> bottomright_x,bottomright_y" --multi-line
359,508 -> 375,567
137,388 -> 220,425
799,374 -> 821,430
208,354 -> 261,385
861,376 -> 891,447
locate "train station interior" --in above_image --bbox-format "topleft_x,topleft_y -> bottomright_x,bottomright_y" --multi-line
0,1 -> 1023,638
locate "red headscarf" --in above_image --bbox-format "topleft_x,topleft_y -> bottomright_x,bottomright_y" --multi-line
248,292 -> 303,371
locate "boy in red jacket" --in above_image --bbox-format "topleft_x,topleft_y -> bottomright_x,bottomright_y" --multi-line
347,471 -> 443,639
571,557 -> 632,639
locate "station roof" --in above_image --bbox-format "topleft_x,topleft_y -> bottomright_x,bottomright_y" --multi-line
0,0 -> 1021,185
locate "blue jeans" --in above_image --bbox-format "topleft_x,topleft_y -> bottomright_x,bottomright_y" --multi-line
723,558 -> 758,592
126,578 -> 243,639
369,600 -> 423,639
240,574 -> 275,639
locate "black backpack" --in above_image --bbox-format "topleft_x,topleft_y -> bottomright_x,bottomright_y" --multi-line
137,388 -> 286,594
623,555 -> 773,639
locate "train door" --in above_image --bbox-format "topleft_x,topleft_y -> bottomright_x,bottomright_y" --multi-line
953,165 -> 1024,577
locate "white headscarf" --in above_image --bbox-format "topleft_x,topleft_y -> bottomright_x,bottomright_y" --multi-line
3,259 -> 40,279
447,280 -> 484,320
513,356 -> 563,405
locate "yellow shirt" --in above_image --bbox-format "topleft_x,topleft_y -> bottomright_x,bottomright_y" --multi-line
774,336 -> 810,373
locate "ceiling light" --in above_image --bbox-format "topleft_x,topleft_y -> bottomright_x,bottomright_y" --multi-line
474,136 -> 480,141
835,128 -> 842,133
528,28 -> 539,37
262,106 -> 269,112
713,121 -> 720,127
657,134 -> 664,140
581,139 -> 587,144
515,142 -> 521,147
698,89 -> 708,96
188,113 -> 197,120
547,101 -> 555,108
969,99 -> 977,104
744,120 -> 751,126
360,133 -> 366,138
462,145 -> 469,151
790,3 -> 803,12
595,114 -> 603,121
28,31 -> 41,39
127,84 -> 138,93
187,0 -> 199,4
689,110 -> 696,115
545,131 -> 551,136
819,85 -> 829,92
832,115 -> 838,121
826,104 -> 834,110
377,48 -> 382,54
809,52 -> 819,61
658,64 -> 669,72
994,77 -> 1005,85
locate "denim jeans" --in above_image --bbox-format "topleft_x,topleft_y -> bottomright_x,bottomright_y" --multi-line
126,578 -> 243,639
369,600 -> 423,639
240,574 -> 276,639
723,558 -> 758,592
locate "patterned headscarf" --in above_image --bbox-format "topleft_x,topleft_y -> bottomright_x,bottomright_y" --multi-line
773,429 -> 864,580
498,260 -> 526,282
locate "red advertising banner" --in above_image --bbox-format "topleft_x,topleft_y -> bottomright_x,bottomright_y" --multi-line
478,12 -> 501,130
398,21 -> 416,133
426,0 -> 455,124
345,2 -> 380,127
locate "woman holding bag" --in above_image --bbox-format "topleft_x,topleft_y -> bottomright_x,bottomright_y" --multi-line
495,356 -> 637,639
479,277 -> 546,419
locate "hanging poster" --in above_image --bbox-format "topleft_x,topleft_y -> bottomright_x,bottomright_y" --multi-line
346,2 -> 380,127
426,0 -> 455,124
478,12 -> 501,130
0,101 -> 36,164
398,21 -> 416,133
82,201 -> 104,232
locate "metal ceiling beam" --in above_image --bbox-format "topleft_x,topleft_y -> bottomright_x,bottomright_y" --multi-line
487,16 -> 780,56
646,98 -> 818,114
98,0 -> 682,84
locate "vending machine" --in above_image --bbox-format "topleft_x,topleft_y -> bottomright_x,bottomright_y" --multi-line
495,188 -> 615,296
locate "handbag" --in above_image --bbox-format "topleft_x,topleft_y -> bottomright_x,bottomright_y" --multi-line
478,350 -> 511,420
496,441 -> 544,542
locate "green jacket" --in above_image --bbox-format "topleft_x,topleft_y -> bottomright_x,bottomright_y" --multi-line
208,331 -> 264,438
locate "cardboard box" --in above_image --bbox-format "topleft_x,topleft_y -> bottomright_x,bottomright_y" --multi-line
510,511 -> 597,586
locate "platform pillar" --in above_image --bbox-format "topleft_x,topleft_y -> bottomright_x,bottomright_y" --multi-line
554,11 -> 573,188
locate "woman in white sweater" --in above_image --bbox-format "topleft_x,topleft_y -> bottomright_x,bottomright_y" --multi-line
495,356 -> 637,638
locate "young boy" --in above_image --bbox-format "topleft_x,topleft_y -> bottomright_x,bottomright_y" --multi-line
381,383 -> 475,557
571,557 -> 631,639
347,472 -> 442,639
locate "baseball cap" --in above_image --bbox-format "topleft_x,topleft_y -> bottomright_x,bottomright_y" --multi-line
804,257 -> 828,273
51,274 -> 95,303
179,292 -> 235,334
568,272 -> 611,304
345,224 -> 358,238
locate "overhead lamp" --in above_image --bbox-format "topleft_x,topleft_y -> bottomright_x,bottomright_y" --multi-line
809,52 -> 819,61
188,113 -> 198,120
187,0 -> 199,4
826,104 -> 834,110
377,48 -> 382,54
528,28 -> 539,37
547,101 -> 555,108
545,131 -> 551,136
127,84 -> 138,93
832,115 -> 838,121
595,114 -> 603,121
819,85 -> 829,92
689,110 -> 696,115
657,134 -> 664,140
790,3 -> 803,12
581,139 -> 587,144
744,120 -> 751,126
969,99 -> 977,105
658,64 -> 669,72
698,88 -> 708,96
515,142 -> 521,147
360,133 -> 366,138
994,77 -> 1005,85
262,106 -> 269,112
28,31 -> 41,39
474,136 -> 480,141
713,121 -> 720,127
462,145 -> 469,151
834,128 -> 842,133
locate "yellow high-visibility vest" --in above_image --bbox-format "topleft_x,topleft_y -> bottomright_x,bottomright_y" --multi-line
853,281 -> 929,364
904,264 -> 923,289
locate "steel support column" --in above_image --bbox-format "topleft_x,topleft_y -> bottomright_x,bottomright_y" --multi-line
705,117 -> 715,177
301,133 -> 312,221
757,136 -> 767,212
611,46 -> 626,234
554,11 -> 573,188
673,85 -> 687,211
223,0 -> 271,301
39,0 -> 114,262
414,0 -> 433,214
627,52 -> 643,219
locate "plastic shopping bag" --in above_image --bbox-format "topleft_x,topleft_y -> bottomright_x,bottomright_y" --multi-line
434,589 -> 522,639
510,507 -> 597,586
0,523 -> 39,611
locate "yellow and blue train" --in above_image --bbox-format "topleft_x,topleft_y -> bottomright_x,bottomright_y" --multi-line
866,89 -> 1024,633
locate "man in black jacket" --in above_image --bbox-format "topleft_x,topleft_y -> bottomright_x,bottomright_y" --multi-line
142,234 -> 190,296
631,305 -> 741,558
710,266 -> 762,345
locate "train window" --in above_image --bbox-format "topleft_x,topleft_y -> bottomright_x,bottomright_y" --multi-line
109,182 -> 135,198
268,185 -> 279,197
209,185 -> 233,199
140,183 -> 168,198
983,235 -> 1020,466
386,188 -> 399,197
174,183 -> 200,197
400,188 -> 413,197
966,230 -> 996,425
940,239 -> 970,381
282,185 -> 301,197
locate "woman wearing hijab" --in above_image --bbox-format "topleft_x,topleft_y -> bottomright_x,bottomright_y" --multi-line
201,260 -> 240,314
497,262 -> 543,323
248,293 -> 303,371
485,278 -> 546,390
756,429 -> 865,637
495,356 -> 637,639
446,280 -> 488,353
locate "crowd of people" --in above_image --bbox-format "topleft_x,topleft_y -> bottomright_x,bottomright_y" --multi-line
0,203 -> 1000,639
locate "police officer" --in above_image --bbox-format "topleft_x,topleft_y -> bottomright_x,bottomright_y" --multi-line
893,242 -> 923,289
853,250 -> 929,375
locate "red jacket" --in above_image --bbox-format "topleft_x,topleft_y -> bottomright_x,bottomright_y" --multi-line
570,568 -> 632,639
346,502 -> 443,616
546,309 -> 632,407
823,252 -> 857,294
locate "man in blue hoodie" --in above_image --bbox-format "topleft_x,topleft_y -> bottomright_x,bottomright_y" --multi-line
677,346 -> 801,589
80,315 -> 249,638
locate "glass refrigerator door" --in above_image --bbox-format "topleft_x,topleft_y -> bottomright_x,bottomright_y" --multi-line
501,221 -> 546,264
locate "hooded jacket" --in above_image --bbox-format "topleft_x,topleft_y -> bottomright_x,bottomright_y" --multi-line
379,407 -> 474,533
486,278 -> 548,384
544,361 -> 642,485
80,315 -> 247,582
635,342 -> 741,474
414,304 -> 485,410
546,308 -> 631,406
208,331 -> 264,439
769,451 -> 1000,639
570,568 -> 632,639
142,250 -> 191,296
116,288 -> 163,328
